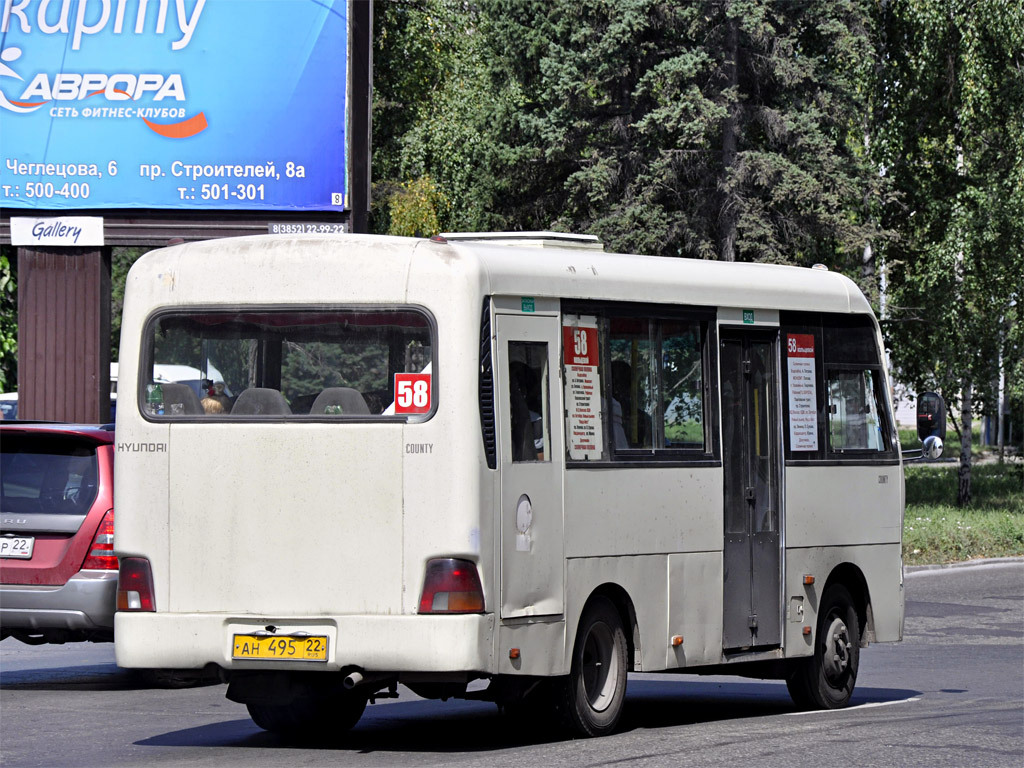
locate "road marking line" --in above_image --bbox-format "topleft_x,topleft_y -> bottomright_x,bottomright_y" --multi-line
785,697 -> 920,715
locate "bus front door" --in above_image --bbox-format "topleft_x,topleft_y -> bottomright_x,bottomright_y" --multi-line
720,330 -> 782,650
495,313 -> 565,619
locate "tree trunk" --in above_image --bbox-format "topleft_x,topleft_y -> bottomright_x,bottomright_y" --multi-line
957,380 -> 972,507
862,242 -> 877,310
718,11 -> 739,263
997,347 -> 1005,463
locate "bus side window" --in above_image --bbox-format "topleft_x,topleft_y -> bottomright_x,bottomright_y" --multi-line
827,369 -> 887,451
607,316 -> 705,452
508,343 -> 549,463
608,320 -> 655,450
822,318 -> 891,454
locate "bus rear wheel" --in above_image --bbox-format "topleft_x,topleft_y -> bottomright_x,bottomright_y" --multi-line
247,690 -> 367,739
787,584 -> 860,710
557,595 -> 628,737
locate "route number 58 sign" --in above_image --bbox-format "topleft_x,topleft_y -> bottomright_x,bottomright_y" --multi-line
394,373 -> 432,414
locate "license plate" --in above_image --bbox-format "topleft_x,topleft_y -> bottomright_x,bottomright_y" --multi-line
0,536 -> 34,559
232,634 -> 329,662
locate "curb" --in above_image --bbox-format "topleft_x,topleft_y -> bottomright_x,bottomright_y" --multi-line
905,556 -> 1024,573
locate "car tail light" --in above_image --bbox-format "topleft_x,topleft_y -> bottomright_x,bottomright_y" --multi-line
82,510 -> 117,570
117,557 -> 155,612
418,558 -> 485,614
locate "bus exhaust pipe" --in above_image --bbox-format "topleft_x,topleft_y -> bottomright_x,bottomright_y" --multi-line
342,670 -> 392,690
343,671 -> 363,689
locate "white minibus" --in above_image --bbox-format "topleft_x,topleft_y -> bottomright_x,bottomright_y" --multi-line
113,232 -> 940,738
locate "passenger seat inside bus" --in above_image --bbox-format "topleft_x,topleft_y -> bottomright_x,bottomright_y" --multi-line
310,387 -> 370,415
161,382 -> 204,416
230,388 -> 292,416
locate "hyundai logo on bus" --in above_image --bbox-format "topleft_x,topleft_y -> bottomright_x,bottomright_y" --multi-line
117,442 -> 167,453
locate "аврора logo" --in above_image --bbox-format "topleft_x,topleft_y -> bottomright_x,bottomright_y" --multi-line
1,46 -> 207,137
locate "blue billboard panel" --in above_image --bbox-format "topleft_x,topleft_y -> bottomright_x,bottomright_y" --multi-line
1,0 -> 348,211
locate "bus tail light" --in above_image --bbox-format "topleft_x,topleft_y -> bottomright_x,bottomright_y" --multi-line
418,558 -> 485,614
82,511 -> 117,570
117,557 -> 155,612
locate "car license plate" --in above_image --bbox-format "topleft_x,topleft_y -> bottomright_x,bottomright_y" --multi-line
0,536 -> 34,559
232,634 -> 329,662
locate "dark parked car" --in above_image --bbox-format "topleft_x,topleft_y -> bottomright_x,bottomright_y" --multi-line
1,423 -> 117,644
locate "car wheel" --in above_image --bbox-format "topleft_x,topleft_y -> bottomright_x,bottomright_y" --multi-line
787,583 -> 860,709
556,595 -> 629,737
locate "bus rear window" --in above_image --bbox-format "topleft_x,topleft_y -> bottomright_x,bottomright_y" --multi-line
141,308 -> 434,420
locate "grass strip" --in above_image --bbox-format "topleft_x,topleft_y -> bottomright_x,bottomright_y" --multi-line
903,461 -> 1024,564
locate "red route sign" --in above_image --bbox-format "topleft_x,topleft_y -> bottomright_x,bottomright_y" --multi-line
787,334 -> 815,358
563,326 -> 599,366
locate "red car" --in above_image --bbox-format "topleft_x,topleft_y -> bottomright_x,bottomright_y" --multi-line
1,423 -> 117,645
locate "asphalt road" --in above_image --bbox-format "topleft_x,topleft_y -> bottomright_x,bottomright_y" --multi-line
1,560 -> 1021,768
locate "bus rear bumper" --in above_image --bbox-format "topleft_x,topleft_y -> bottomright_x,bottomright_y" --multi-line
115,612 -> 496,673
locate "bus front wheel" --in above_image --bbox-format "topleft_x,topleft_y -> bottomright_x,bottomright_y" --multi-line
787,583 -> 860,710
557,595 -> 629,737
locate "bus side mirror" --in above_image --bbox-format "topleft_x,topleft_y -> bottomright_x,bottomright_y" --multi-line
915,392 -> 946,460
922,434 -> 944,460
916,392 -> 946,442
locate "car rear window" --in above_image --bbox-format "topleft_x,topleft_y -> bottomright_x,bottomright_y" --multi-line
0,435 -> 99,516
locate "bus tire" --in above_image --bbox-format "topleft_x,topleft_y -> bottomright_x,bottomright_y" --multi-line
247,691 -> 366,739
557,595 -> 628,737
787,584 -> 860,710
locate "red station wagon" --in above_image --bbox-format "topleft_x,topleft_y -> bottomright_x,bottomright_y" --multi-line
0,423 -> 118,645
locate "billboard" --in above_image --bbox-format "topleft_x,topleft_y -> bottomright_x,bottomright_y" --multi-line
0,0 -> 348,212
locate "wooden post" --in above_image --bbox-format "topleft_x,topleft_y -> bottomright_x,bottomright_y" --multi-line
17,247 -> 111,423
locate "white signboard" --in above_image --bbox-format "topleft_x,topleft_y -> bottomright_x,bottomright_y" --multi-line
10,216 -> 104,246
787,333 -> 819,452
563,316 -> 603,461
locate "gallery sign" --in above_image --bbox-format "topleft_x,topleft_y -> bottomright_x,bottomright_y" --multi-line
10,215 -> 104,246
0,0 -> 348,211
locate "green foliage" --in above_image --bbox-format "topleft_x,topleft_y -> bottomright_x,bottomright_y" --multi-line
385,177 -> 446,237
110,247 -> 145,363
374,0 -> 887,275
873,0 -> 1024,504
877,0 -> 1024,423
0,248 -> 16,391
372,0 -> 508,233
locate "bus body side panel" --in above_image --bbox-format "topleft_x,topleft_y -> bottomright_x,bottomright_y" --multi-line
495,618 -> 567,676
783,543 -> 904,648
667,552 -> 724,668
785,466 -> 902,548
563,468 -> 723,672
565,555 -> 668,673
783,463 -> 904,649
564,468 -> 722,558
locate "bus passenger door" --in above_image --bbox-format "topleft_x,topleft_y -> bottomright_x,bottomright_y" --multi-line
495,313 -> 565,619
720,330 -> 782,649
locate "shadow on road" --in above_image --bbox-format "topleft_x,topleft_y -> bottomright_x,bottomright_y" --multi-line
0,663 -> 219,691
132,679 -> 923,753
